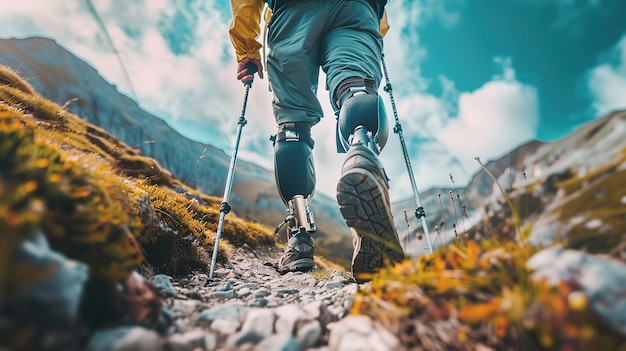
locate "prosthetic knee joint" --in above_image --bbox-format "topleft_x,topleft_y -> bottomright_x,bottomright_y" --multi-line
335,77 -> 389,154
271,123 -> 316,233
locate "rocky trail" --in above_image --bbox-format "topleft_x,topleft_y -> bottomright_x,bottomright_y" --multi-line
88,244 -> 400,351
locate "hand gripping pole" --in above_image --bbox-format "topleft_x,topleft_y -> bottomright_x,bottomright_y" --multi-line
381,53 -> 434,255
209,63 -> 257,279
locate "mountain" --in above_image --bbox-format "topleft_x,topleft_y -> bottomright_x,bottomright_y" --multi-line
0,37 -> 354,268
394,110 -> 626,258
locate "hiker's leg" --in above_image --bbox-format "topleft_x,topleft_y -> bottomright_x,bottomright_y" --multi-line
266,2 -> 330,128
266,1 -> 331,205
267,2 -> 337,273
320,0 -> 388,153
321,0 -> 404,282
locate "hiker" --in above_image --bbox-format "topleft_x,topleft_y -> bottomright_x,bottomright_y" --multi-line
229,0 -> 405,282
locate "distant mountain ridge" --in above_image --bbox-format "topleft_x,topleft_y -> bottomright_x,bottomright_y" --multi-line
393,110 -> 626,257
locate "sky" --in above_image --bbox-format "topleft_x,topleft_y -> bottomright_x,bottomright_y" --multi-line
1,0 -> 625,202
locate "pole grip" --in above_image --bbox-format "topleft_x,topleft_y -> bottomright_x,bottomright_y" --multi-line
243,62 -> 258,87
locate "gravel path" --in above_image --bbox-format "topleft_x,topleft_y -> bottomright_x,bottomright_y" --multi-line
86,244 -> 405,351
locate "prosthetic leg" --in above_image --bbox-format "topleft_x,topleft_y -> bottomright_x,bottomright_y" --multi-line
335,77 -> 388,154
334,77 -> 405,283
271,123 -> 317,272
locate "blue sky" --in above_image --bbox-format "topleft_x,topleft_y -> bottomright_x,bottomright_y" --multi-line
414,0 -> 626,139
1,0 -> 625,201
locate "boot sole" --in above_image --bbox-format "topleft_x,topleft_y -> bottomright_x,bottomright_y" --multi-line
337,168 -> 404,282
278,258 -> 315,273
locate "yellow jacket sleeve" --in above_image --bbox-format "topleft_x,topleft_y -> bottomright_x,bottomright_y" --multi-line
380,10 -> 390,37
229,0 -> 265,61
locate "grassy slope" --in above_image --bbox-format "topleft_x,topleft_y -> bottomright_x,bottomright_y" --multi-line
0,65 -> 278,285
355,139 -> 626,350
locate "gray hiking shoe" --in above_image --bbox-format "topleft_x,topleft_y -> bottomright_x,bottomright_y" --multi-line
278,228 -> 315,273
337,143 -> 405,283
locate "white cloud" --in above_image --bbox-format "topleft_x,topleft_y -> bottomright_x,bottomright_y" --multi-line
587,34 -> 626,117
419,0 -> 464,28
382,1 -> 464,95
377,57 -> 540,200
439,78 -> 539,174
379,91 -> 456,199
438,57 -> 540,179
0,0 -> 272,146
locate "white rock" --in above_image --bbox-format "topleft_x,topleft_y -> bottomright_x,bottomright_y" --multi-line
203,333 -> 218,351
302,301 -> 334,325
196,304 -> 248,324
275,304 -> 307,334
171,299 -> 201,315
584,218 -> 602,230
296,320 -> 322,349
528,246 -> 626,335
167,330 -> 207,351
225,330 -> 264,349
210,319 -> 241,335
343,283 -> 359,295
237,287 -> 252,297
328,315 -> 403,351
240,308 -> 276,337
254,333 -> 302,351
87,326 -> 162,351
254,287 -> 271,298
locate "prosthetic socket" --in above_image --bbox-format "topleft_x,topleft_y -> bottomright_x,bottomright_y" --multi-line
271,123 -> 316,233
335,77 -> 389,154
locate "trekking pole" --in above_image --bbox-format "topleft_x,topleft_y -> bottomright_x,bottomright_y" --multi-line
381,53 -> 434,255
209,63 -> 257,279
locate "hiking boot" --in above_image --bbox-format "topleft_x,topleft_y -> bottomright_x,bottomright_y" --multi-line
337,143 -> 405,283
278,228 -> 315,273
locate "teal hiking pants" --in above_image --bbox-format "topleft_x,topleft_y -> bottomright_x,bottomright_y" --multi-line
266,0 -> 383,126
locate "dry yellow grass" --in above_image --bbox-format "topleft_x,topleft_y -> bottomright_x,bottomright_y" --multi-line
355,238 -> 623,350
